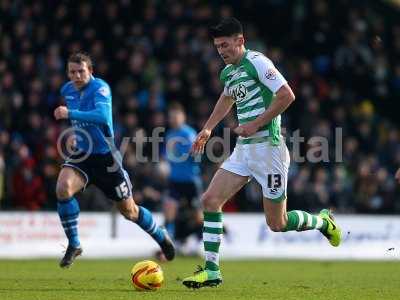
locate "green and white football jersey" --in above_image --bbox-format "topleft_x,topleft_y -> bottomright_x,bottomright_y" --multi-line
220,49 -> 287,145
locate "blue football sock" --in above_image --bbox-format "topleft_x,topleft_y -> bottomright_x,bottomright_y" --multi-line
57,197 -> 81,248
165,221 -> 176,240
136,206 -> 165,244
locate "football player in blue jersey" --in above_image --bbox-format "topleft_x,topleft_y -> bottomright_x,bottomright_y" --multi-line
163,103 -> 203,248
54,52 -> 175,268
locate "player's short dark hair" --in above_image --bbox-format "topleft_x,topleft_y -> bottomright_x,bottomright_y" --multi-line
168,102 -> 185,113
210,17 -> 243,38
67,52 -> 93,70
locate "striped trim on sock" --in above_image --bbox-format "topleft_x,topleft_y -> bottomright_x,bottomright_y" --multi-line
292,210 -> 324,231
203,212 -> 223,271
58,198 -> 80,248
315,217 -> 324,230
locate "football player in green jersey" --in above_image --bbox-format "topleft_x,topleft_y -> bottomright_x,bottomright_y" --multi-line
182,17 -> 341,289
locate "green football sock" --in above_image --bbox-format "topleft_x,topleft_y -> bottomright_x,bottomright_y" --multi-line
203,211 -> 223,271
283,210 -> 328,232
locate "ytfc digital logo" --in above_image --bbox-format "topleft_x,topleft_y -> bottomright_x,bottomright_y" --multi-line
56,126 -> 344,171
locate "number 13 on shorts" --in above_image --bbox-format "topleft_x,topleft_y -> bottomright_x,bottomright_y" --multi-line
265,173 -> 286,201
267,174 -> 282,189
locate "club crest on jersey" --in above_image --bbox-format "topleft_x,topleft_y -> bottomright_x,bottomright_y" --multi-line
230,83 -> 247,103
98,86 -> 110,97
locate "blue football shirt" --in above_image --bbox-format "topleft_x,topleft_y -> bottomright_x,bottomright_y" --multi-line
60,76 -> 114,154
165,124 -> 200,182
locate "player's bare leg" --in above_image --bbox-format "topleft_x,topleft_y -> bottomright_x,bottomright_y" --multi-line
262,198 -> 288,232
115,196 -> 139,220
201,169 -> 248,211
56,167 -> 86,268
182,169 -> 248,288
116,197 -> 175,261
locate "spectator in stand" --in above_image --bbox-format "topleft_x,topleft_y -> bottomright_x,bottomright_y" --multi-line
12,156 -> 46,211
0,0 -> 399,214
395,168 -> 400,184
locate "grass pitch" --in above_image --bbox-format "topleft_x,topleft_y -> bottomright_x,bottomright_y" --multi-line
0,258 -> 399,300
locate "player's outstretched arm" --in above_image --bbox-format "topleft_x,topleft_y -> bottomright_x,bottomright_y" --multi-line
53,103 -> 109,124
234,84 -> 295,137
191,92 -> 234,154
68,103 -> 109,124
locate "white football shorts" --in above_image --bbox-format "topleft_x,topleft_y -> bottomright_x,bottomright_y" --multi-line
220,140 -> 290,201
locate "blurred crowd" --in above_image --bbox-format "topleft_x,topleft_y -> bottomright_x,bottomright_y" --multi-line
1,0 -> 400,213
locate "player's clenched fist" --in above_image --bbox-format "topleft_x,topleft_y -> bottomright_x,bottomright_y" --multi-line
54,106 -> 69,120
234,121 -> 259,137
191,128 -> 211,155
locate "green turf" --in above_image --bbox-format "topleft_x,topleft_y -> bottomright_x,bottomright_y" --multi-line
0,258 -> 399,300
